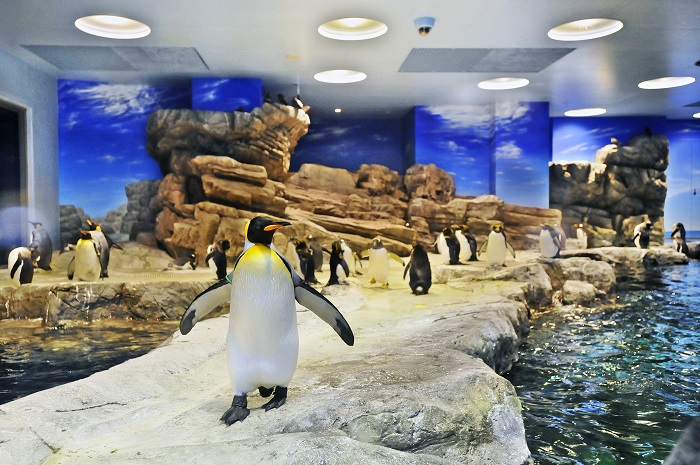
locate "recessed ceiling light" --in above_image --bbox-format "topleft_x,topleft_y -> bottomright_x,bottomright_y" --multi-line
694,112 -> 700,119
477,77 -> 529,90
314,70 -> 367,84
335,108 -> 342,113
548,18 -> 623,41
75,15 -> 151,39
638,77 -> 696,89
564,108 -> 607,117
318,18 -> 387,41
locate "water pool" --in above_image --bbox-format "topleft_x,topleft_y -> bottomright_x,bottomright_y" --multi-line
506,262 -> 700,464
0,320 -> 179,405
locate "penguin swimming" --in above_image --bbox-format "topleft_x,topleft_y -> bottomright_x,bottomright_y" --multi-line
8,246 -> 37,285
575,223 -> 588,249
29,222 -> 53,270
67,231 -> 102,281
671,223 -> 689,256
206,239 -> 230,280
478,223 -> 516,266
403,244 -> 432,295
539,224 -> 563,258
360,237 -> 405,288
633,221 -> 653,249
327,240 -> 350,286
86,218 -> 122,278
179,216 -> 354,425
455,225 -> 478,262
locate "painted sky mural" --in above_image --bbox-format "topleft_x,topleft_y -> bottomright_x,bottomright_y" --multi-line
666,119 -> 700,234
58,80 -> 190,218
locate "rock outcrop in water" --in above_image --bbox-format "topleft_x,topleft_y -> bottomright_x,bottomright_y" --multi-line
550,132 -> 669,247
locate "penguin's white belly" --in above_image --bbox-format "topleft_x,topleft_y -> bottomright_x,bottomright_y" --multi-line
456,232 -> 471,261
227,249 -> 298,394
342,245 -> 354,273
437,234 -> 449,264
369,248 -> 390,284
539,231 -> 559,258
486,233 -> 507,265
75,244 -> 101,281
336,263 -> 348,283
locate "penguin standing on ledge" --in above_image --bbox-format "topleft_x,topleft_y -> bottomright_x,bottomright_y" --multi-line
29,222 -> 53,270
443,227 -> 461,265
67,231 -> 102,281
361,237 -> 405,288
671,223 -> 690,256
404,244 -> 432,295
327,241 -> 350,286
633,221 -> 653,249
575,223 -> 588,249
478,223 -> 515,266
456,225 -> 478,262
179,216 -> 354,425
539,223 -> 563,258
8,246 -> 37,285
206,239 -> 230,280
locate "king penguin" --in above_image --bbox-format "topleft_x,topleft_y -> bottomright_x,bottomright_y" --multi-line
8,246 -> 36,285
67,231 -> 102,281
403,244 -> 432,295
455,225 -> 478,262
671,223 -> 689,256
86,218 -> 122,278
478,223 -> 516,266
539,224 -> 563,258
633,221 -> 653,249
179,216 -> 354,425
327,240 -> 350,286
360,237 -> 404,288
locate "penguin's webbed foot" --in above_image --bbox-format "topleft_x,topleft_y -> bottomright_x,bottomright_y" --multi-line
258,386 -> 274,398
369,278 -> 376,284
262,386 -> 287,411
221,394 -> 249,425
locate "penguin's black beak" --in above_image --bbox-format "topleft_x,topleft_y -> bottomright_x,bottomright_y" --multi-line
264,221 -> 292,232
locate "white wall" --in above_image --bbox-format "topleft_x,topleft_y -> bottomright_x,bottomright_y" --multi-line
0,49 -> 59,245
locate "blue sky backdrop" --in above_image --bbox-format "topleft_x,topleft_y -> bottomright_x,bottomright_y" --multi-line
58,80 -> 190,217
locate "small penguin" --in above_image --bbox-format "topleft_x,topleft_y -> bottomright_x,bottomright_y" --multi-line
306,235 -> 326,272
360,237 -> 405,288
8,246 -> 37,285
29,222 -> 53,270
633,221 -> 653,249
168,253 -> 197,270
553,223 -> 567,250
478,223 -> 516,266
327,241 -> 350,286
539,224 -> 563,258
671,223 -> 689,256
403,244 -> 432,295
206,239 -> 230,280
296,241 -> 319,284
575,223 -> 588,249
284,237 -> 303,276
455,225 -> 478,262
179,216 -> 354,425
67,231 -> 102,281
443,227 -> 461,265
340,239 -> 363,276
86,218 -> 122,278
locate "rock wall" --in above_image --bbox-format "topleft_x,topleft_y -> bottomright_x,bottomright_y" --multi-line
550,133 -> 668,247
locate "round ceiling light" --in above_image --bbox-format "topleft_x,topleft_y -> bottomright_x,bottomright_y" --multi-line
477,77 -> 530,90
548,18 -> 623,41
564,108 -> 607,117
318,18 -> 387,41
638,76 -> 696,89
314,70 -> 367,84
75,15 -> 151,39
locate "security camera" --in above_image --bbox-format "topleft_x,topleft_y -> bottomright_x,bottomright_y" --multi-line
414,17 -> 435,36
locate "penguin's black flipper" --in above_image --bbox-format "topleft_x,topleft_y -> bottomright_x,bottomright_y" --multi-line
294,281 -> 354,346
180,276 -> 232,335
67,257 -> 76,280
403,261 -> 411,280
10,258 -> 21,280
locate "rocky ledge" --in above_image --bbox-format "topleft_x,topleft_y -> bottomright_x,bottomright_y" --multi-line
0,245 -> 688,465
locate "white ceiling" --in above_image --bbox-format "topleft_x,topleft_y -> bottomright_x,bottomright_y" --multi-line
1,0 -> 699,120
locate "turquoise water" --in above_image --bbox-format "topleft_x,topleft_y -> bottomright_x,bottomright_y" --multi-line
506,262 -> 700,464
0,320 -> 179,405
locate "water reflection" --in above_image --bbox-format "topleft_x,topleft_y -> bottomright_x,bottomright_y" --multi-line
507,262 -> 700,464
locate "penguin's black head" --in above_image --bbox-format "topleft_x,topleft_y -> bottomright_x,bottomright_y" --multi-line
645,221 -> 653,230
332,240 -> 342,254
247,216 -> 291,245
372,237 -> 383,249
442,227 -> 454,237
79,230 -> 92,241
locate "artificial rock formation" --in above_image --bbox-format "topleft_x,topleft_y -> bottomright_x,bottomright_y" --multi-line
550,133 -> 669,247
146,103 -> 309,181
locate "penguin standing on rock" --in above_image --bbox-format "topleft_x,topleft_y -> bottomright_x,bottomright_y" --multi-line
360,237 -> 405,288
403,244 -> 432,295
436,230 -> 449,265
29,222 -> 53,270
633,221 -> 653,249
179,216 -> 354,425
8,246 -> 37,285
455,225 -> 478,262
575,223 -> 588,249
284,237 -> 303,276
442,227 -> 461,265
478,223 -> 516,266
67,231 -> 102,281
86,218 -> 122,278
296,241 -> 319,284
539,224 -> 563,258
671,223 -> 690,256
206,239 -> 230,280
340,239 -> 362,276
327,241 -> 350,286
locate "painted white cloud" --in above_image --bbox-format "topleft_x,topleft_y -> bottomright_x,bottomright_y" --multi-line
425,105 -> 493,136
495,102 -> 530,121
72,84 -> 161,117
495,141 -> 522,160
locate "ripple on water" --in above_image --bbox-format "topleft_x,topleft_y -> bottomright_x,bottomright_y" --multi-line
506,261 -> 700,464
